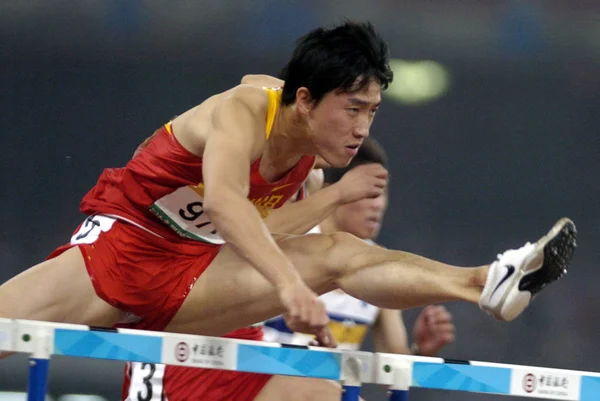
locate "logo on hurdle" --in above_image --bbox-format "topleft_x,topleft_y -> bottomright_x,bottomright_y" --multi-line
513,369 -> 579,400
164,337 -> 237,370
172,341 -> 225,363
192,343 -> 225,358
175,341 -> 190,362
522,373 -> 537,393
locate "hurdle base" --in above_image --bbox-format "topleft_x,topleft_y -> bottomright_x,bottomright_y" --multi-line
341,385 -> 361,401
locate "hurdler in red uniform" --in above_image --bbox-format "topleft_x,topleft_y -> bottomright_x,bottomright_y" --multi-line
2,21 -> 574,401
49,88 -> 314,333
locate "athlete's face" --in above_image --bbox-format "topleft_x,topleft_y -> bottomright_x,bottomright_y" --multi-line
302,78 -> 382,168
334,188 -> 388,240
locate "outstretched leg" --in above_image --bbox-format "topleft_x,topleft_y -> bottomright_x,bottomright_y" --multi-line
167,218 -> 576,335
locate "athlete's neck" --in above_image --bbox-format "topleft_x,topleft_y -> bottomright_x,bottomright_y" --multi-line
257,105 -> 313,182
268,103 -> 315,158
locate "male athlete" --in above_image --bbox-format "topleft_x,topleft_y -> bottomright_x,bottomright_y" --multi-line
0,21 -> 577,360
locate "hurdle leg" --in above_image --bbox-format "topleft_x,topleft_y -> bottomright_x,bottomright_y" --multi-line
387,361 -> 411,401
374,353 -> 412,401
341,356 -> 363,401
388,387 -> 409,401
28,357 -> 50,401
26,329 -> 52,401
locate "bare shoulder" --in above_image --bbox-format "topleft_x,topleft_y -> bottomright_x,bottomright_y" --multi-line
172,85 -> 270,157
240,74 -> 284,89
228,84 -> 271,113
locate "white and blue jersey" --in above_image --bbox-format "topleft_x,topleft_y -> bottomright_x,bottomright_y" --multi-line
263,290 -> 380,350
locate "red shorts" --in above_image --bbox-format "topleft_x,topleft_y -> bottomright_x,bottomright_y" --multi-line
48,215 -> 222,331
51,215 -> 274,400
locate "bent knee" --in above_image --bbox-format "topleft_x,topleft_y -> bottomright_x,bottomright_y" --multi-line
329,231 -> 362,248
294,232 -> 366,276
326,232 -> 371,276
277,232 -> 368,280
277,232 -> 336,255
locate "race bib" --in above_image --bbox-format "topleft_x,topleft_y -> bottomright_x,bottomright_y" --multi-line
150,184 -> 225,244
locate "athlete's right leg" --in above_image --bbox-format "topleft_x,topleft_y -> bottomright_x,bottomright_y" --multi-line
0,247 -> 124,327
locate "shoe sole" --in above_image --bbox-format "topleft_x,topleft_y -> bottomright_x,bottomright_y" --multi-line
518,217 -> 577,295
488,217 -> 577,321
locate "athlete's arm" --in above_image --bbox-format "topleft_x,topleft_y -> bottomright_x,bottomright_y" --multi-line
184,86 -> 332,345
201,87 -> 302,287
265,168 -> 334,234
372,309 -> 411,354
265,164 -> 388,234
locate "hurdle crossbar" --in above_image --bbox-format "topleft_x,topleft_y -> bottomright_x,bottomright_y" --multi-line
2,318 -> 600,401
0,318 -> 372,401
375,352 -> 600,400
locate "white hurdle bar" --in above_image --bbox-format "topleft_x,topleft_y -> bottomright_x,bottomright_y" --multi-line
2,319 -> 600,401
0,319 -> 373,401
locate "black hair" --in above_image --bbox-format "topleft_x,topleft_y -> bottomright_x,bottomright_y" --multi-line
324,137 -> 387,184
279,21 -> 393,106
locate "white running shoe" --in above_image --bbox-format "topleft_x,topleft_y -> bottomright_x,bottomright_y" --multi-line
479,218 -> 577,321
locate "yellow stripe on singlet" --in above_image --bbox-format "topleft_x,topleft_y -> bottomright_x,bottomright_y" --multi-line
264,87 -> 282,139
190,182 -> 204,196
165,122 -> 173,135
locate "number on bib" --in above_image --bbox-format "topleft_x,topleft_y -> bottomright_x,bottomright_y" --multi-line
150,186 -> 224,244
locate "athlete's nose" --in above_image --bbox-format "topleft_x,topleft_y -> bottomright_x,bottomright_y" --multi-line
354,125 -> 369,139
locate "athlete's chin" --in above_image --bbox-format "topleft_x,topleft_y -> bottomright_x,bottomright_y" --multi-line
323,154 -> 353,168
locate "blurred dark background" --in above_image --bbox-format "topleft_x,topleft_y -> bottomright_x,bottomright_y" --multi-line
1,1 -> 599,400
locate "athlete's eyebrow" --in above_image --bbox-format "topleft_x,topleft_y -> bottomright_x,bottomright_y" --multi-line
348,97 -> 381,107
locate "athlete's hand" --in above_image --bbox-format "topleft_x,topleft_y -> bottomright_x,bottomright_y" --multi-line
334,163 -> 388,204
279,280 -> 337,347
412,305 -> 455,356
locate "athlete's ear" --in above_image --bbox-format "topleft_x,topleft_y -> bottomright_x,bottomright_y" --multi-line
295,87 -> 314,115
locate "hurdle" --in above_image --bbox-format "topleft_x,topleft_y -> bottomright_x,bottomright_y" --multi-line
2,318 -> 600,401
